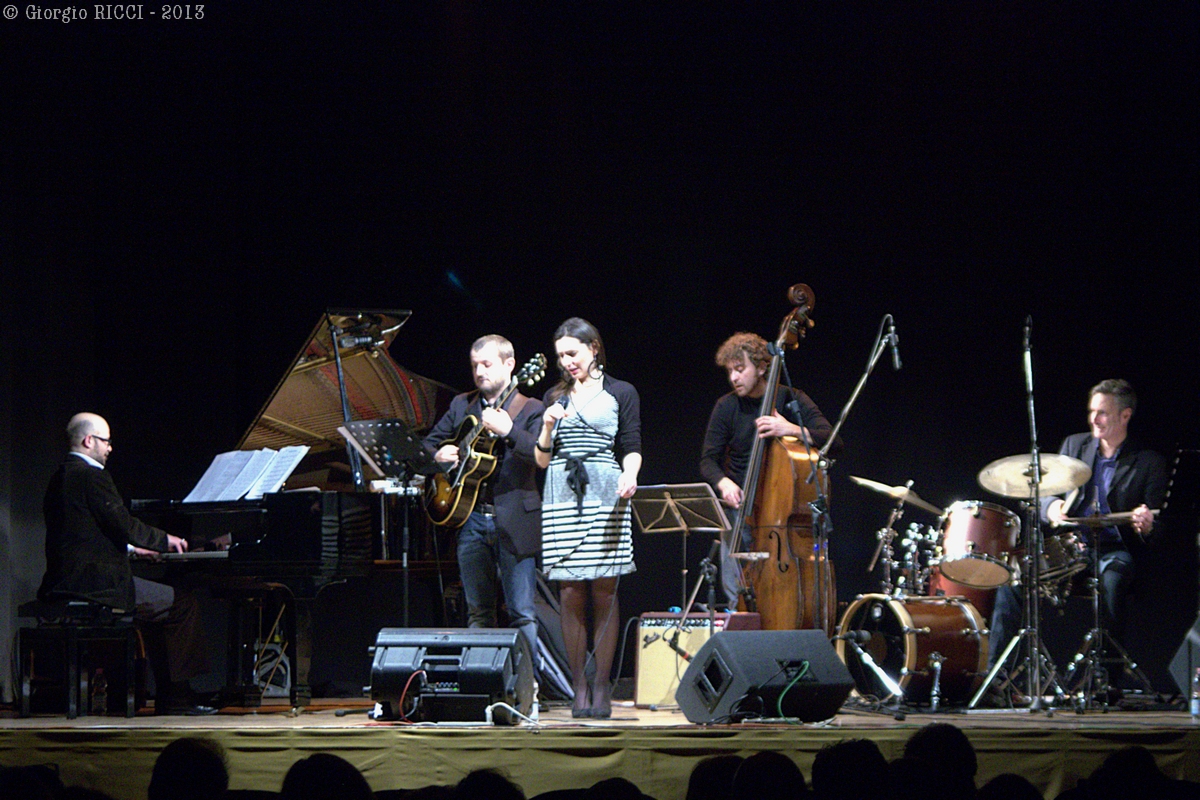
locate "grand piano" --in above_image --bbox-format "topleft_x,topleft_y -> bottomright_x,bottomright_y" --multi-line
131,309 -> 457,707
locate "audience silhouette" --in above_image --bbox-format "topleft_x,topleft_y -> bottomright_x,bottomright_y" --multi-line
810,738 -> 890,799
903,722 -> 979,799
279,753 -> 373,800
730,750 -> 808,798
7,725 -> 1200,800
456,768 -> 526,800
684,754 -> 744,800
147,736 -> 229,800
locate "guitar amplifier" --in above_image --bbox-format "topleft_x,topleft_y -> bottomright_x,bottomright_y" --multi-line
634,612 -> 760,708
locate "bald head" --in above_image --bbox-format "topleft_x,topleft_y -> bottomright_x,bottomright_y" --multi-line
67,412 -> 112,465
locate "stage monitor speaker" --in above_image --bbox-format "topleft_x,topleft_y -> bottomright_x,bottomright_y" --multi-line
369,628 -> 533,724
1169,614 -> 1200,697
675,630 -> 853,723
635,612 -> 760,708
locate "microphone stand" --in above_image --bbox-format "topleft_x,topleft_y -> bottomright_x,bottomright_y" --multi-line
328,316 -> 366,491
804,316 -> 895,632
774,342 -> 835,632
664,540 -> 724,665
972,318 -> 1066,711
838,634 -> 905,701
1020,316 -> 1064,711
821,315 -> 893,465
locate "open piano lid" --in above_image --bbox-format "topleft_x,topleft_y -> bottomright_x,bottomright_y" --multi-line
236,309 -> 456,488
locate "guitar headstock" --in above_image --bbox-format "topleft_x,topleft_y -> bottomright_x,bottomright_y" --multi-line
516,353 -> 548,387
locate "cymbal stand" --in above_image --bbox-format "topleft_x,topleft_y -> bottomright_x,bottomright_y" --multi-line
867,497 -> 907,596
1062,533 -> 1154,710
870,519 -> 901,596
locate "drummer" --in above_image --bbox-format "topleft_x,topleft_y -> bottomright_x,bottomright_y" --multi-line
988,379 -> 1168,682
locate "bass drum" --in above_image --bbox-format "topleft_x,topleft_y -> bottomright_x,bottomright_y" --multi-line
835,594 -> 988,706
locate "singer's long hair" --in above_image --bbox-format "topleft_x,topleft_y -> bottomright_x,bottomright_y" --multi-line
547,317 -> 607,403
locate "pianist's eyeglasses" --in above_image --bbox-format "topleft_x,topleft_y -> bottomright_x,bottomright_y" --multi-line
91,435 -> 111,444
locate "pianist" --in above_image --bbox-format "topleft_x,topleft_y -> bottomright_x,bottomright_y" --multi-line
39,412 -> 217,715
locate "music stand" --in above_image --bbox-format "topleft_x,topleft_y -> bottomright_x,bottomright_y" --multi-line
340,419 -> 438,626
631,483 -> 729,615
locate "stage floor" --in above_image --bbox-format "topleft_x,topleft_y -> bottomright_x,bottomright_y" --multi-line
3,697 -> 1200,800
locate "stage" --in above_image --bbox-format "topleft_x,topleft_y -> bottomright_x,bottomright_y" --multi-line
3,697 -> 1199,800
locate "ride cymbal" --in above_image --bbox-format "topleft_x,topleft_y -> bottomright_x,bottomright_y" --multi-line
977,454 -> 1091,499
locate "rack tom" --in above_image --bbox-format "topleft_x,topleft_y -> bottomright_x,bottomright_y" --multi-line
937,501 -> 1020,589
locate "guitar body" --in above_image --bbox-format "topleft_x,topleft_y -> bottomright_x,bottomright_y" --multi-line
424,417 -> 501,528
421,353 -> 547,529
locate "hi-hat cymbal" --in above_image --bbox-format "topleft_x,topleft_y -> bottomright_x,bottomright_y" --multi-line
849,475 -> 944,516
977,454 -> 1091,498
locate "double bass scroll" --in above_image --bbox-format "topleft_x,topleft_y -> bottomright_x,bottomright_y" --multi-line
728,283 -> 836,634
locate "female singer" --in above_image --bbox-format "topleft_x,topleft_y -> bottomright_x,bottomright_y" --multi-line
535,317 -> 642,718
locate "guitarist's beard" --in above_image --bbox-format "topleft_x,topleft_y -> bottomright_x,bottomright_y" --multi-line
478,377 -> 511,405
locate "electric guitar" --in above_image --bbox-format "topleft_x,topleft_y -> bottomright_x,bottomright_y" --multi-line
423,353 -> 547,528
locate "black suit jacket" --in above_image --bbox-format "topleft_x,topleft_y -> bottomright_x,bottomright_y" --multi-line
1043,433 -> 1168,555
40,455 -> 169,610
423,390 -> 545,558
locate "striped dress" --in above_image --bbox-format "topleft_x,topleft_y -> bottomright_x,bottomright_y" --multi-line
542,380 -> 638,581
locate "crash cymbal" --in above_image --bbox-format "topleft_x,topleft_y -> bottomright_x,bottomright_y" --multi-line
849,475 -> 944,516
977,454 -> 1091,499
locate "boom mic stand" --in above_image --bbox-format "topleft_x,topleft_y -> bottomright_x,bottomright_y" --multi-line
808,314 -> 903,633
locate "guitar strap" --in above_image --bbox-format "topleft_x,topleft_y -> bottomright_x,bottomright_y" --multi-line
504,392 -> 530,419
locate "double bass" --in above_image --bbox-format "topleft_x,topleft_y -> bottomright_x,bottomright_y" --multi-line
728,284 -> 836,634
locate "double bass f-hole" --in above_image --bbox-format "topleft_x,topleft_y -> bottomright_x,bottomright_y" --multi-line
767,529 -> 793,574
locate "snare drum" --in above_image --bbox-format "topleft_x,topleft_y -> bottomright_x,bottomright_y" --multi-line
1040,531 -> 1088,582
937,501 -> 1021,589
835,594 -> 988,705
1008,530 -> 1090,606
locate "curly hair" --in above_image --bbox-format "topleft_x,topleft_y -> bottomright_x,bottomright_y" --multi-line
714,332 -> 769,372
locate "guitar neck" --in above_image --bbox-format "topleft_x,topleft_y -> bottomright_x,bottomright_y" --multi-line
463,383 -> 520,447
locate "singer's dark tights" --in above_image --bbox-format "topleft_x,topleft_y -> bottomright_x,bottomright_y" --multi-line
559,577 -> 618,716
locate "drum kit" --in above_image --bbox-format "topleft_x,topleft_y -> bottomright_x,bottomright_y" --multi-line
836,452 -> 1134,711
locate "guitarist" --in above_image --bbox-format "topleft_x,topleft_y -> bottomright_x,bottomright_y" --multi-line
987,379 -> 1168,691
422,335 -> 546,663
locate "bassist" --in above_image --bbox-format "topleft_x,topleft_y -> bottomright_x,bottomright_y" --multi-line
422,335 -> 545,661
699,331 -> 840,611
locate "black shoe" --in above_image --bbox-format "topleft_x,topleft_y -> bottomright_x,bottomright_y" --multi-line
156,683 -> 220,716
165,702 -> 219,716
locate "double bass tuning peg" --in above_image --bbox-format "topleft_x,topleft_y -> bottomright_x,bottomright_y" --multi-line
785,284 -> 816,340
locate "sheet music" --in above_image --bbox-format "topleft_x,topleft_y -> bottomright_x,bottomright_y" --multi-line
183,447 -> 309,503
245,445 -> 310,499
184,451 -> 256,503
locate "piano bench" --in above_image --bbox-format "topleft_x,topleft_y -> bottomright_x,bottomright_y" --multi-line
16,600 -> 140,719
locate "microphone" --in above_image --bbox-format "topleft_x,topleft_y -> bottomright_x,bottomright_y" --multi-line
558,394 -> 570,409
339,335 -> 379,349
832,630 -> 872,644
887,317 -> 902,371
667,628 -> 692,662
704,538 -> 722,563
1023,315 -> 1032,351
